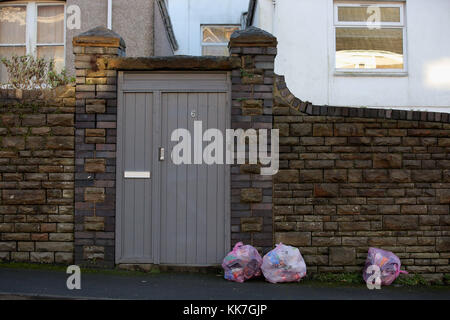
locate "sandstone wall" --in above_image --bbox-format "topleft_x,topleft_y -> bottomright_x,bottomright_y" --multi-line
0,86 -> 75,264
273,75 -> 450,281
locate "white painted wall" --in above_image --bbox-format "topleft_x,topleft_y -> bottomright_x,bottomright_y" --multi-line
253,0 -> 450,112
252,0 -> 274,33
168,0 -> 249,56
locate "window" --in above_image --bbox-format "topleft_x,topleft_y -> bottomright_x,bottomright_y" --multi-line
201,25 -> 240,56
334,2 -> 406,73
0,2 -> 65,83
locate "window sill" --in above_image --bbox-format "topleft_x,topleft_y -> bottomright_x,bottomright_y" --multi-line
334,71 -> 409,77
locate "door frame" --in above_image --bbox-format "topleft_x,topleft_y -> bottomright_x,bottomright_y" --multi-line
115,71 -> 231,265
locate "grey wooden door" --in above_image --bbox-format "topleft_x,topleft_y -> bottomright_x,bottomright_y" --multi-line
116,72 -> 230,266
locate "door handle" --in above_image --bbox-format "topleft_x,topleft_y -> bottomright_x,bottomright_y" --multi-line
159,147 -> 165,161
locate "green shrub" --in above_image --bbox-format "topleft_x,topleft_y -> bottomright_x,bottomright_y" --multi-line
0,54 -> 75,89
47,68 -> 76,88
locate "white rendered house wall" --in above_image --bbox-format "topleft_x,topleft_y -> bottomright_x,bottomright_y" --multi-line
168,0 -> 249,56
252,0 -> 450,111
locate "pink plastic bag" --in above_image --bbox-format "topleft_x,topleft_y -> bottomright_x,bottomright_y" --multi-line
222,242 -> 263,283
363,247 -> 408,286
261,243 -> 307,284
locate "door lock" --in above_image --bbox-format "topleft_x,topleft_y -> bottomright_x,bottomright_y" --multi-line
159,147 -> 165,161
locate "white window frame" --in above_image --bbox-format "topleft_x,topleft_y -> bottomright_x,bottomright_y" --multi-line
200,24 -> 240,56
333,1 -> 407,76
0,1 -> 66,66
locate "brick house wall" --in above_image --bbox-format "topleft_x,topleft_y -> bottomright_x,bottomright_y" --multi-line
0,86 -> 75,264
273,75 -> 450,281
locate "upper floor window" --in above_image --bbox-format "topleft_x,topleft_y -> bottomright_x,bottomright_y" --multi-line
334,2 -> 406,73
0,2 -> 65,83
201,25 -> 239,56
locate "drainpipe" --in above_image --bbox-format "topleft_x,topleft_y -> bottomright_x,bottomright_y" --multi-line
272,0 -> 276,35
107,0 -> 112,29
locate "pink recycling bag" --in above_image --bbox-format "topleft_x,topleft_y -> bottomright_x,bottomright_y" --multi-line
261,243 -> 307,284
222,242 -> 263,283
363,247 -> 408,286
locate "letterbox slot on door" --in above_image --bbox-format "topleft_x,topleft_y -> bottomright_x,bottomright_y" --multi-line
124,171 -> 151,179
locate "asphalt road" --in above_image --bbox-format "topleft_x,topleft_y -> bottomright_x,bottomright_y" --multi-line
0,267 -> 449,300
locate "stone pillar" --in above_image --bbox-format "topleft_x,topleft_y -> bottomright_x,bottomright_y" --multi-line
229,27 -> 277,254
73,26 -> 126,267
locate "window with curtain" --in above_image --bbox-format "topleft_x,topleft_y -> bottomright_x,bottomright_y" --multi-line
201,25 -> 240,56
0,2 -> 65,83
334,2 -> 406,73
0,6 -> 27,83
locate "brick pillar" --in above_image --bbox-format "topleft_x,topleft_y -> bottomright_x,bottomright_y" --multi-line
73,26 -> 126,267
229,27 -> 277,254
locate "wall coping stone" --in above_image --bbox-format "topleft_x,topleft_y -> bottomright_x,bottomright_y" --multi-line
229,26 -> 277,48
0,84 -> 75,106
73,26 -> 126,48
101,56 -> 240,71
275,75 -> 450,123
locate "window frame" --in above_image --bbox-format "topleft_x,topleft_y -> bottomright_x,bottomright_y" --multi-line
200,24 -> 240,56
0,1 -> 66,66
333,1 -> 407,75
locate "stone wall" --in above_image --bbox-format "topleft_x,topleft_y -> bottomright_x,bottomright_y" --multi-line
228,28 -> 277,254
273,75 -> 450,281
73,27 -> 125,268
1,25 -> 448,282
0,86 -> 75,264
72,26 -> 277,267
